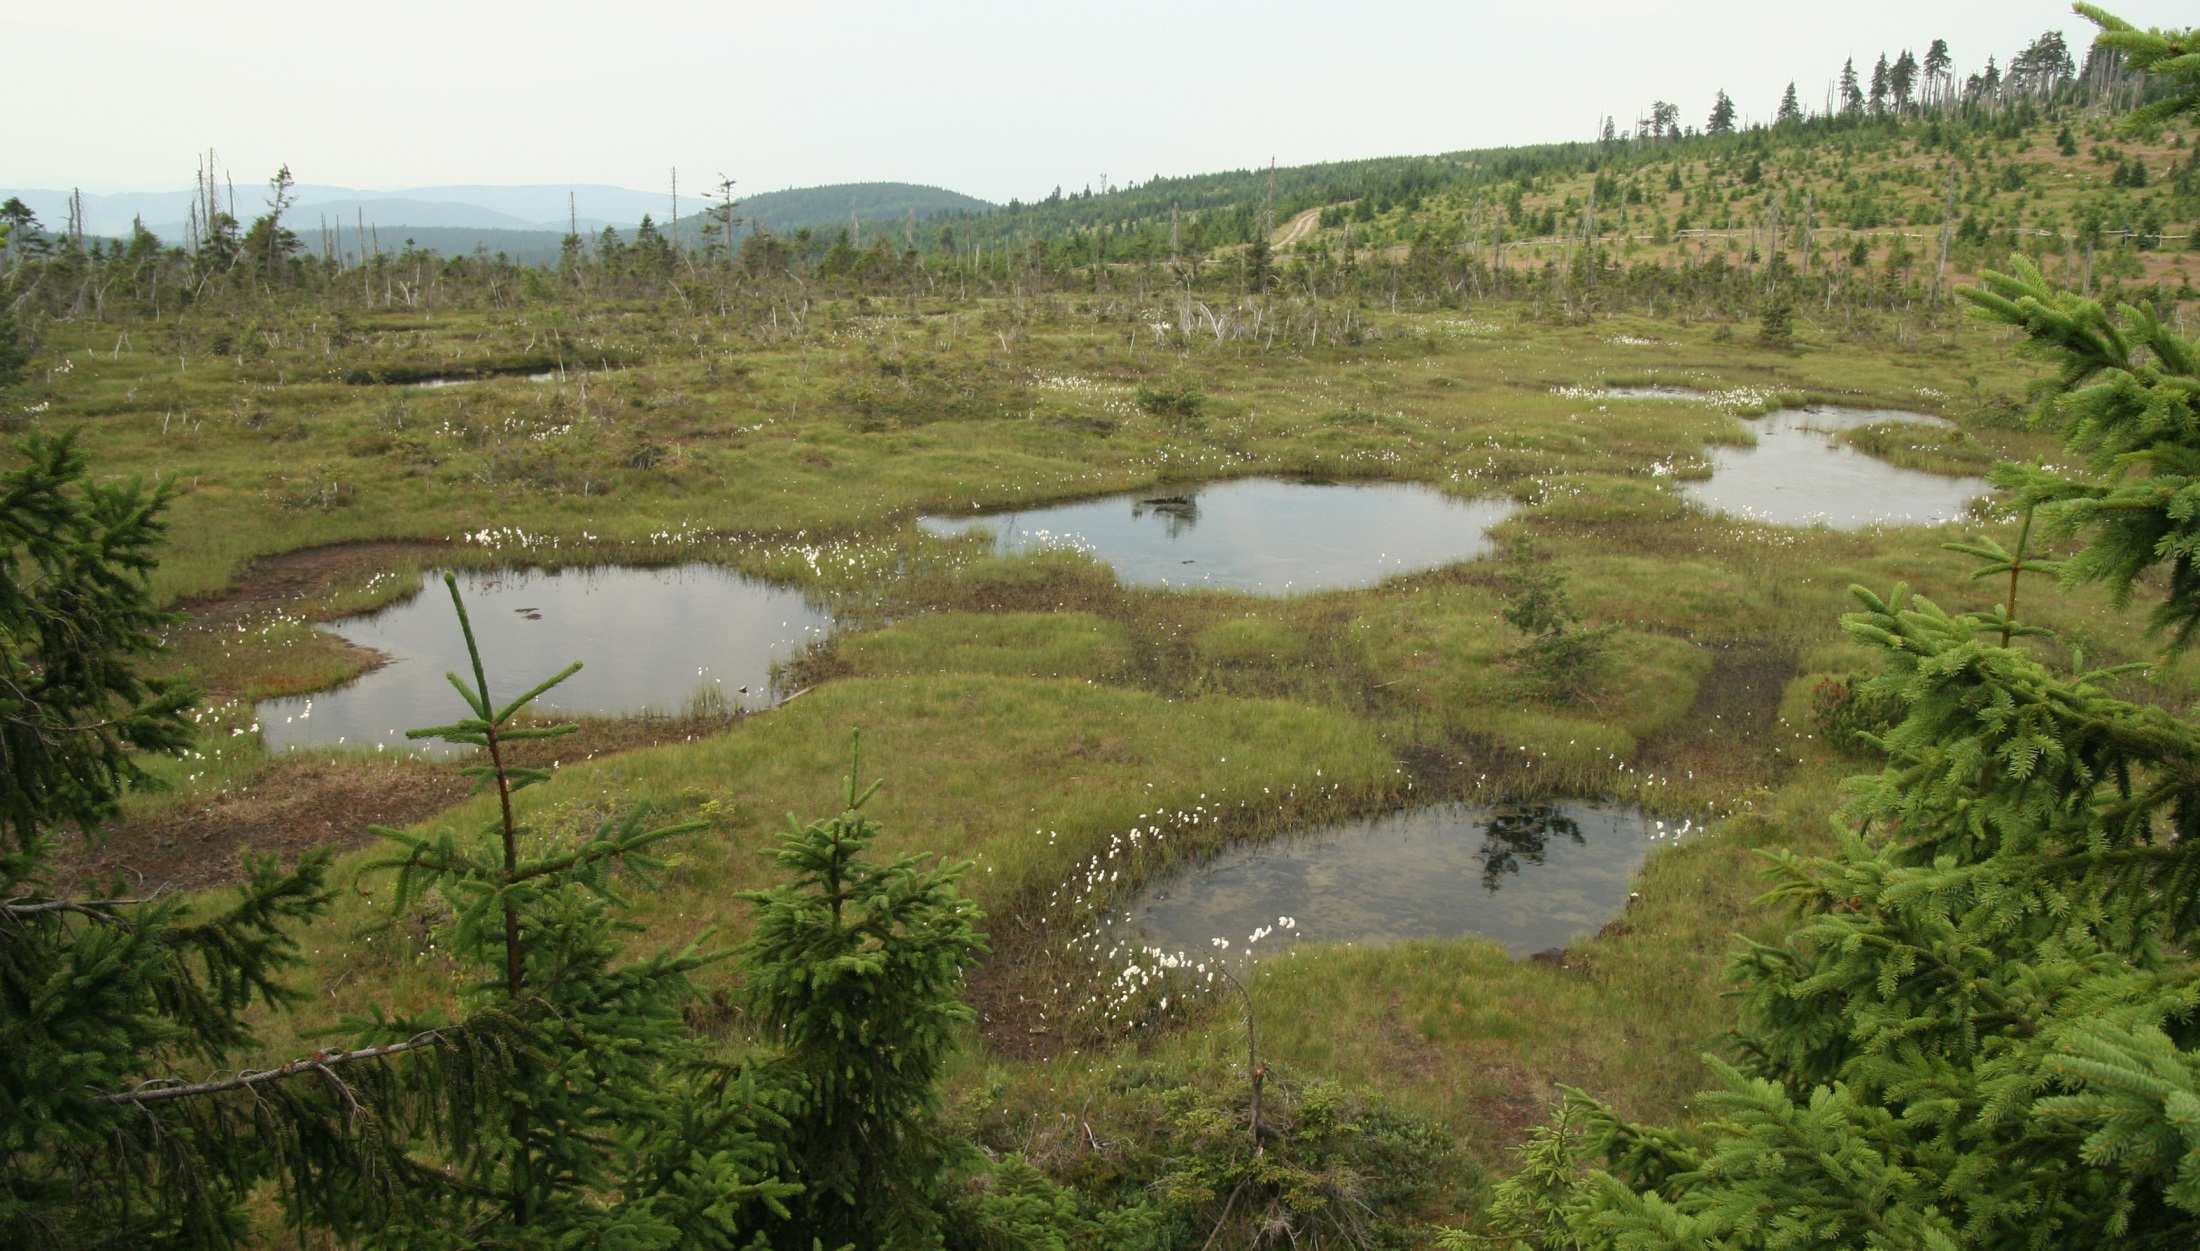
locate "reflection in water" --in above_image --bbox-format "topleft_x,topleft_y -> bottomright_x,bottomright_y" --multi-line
258,564 -> 832,757
1131,494 -> 1200,536
1683,406 -> 1988,529
1115,800 -> 1656,958
918,477 -> 1518,594
1477,804 -> 1586,891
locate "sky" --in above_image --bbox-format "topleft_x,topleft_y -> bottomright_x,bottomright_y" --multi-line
8,1 -> 2194,203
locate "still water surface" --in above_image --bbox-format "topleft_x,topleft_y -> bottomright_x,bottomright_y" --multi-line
918,477 -> 1518,594
1682,405 -> 1987,528
1116,801 -> 1655,959
259,564 -> 831,756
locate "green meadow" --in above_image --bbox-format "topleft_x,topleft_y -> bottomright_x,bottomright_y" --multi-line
19,276 -> 2191,1232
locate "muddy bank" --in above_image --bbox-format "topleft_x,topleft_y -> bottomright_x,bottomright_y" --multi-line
173,540 -> 449,631
72,704 -> 790,891
57,758 -> 468,893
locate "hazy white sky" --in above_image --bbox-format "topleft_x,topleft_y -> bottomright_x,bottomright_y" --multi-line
9,1 -> 2192,202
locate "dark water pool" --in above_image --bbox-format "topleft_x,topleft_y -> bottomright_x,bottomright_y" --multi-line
258,564 -> 831,756
917,477 -> 1517,594
1115,800 -> 1661,959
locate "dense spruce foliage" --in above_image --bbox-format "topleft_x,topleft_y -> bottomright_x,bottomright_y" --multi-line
1,427 -> 371,1249
0,432 -> 195,846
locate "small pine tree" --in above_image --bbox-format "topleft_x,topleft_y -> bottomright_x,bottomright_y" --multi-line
0,332 -> 20,396
1890,48 -> 1919,111
1757,252 -> 1796,347
1498,537 -> 1613,702
1839,57 -> 1864,115
631,214 -> 675,274
361,576 -> 802,1248
0,225 -> 27,389
740,739 -> 986,1248
1707,90 -> 1736,136
245,164 -> 299,281
1245,233 -> 1274,293
1756,290 -> 1794,347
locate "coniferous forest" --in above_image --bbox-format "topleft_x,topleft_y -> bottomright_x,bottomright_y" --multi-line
11,4 -> 2200,1248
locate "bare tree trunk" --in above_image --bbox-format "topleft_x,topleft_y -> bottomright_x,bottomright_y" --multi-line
1264,157 -> 1276,236
1934,171 -> 1956,301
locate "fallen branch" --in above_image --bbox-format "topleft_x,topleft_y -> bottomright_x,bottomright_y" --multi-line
2,895 -> 157,925
99,1032 -> 448,1106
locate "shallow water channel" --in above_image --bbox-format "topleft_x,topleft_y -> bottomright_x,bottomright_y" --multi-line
917,477 -> 1518,593
259,564 -> 831,756
1600,385 -> 1707,400
1682,406 -> 1987,528
1114,800 -> 1657,959
410,372 -> 557,388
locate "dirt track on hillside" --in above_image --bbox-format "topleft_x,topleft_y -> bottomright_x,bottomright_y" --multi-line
1272,206 -> 1322,249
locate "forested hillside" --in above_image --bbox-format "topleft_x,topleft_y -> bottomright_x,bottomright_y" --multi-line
676,180 -> 990,243
912,24 -> 2191,303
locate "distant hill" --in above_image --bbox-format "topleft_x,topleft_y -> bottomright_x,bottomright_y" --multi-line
672,182 -> 992,245
348,183 -> 665,227
2,179 -> 993,259
311,227 -> 575,266
312,183 -> 993,264
156,198 -> 570,244
0,183 -> 636,239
